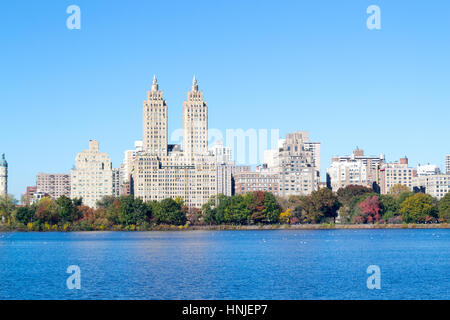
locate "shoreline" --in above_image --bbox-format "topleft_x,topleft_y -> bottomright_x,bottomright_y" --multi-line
1,223 -> 449,232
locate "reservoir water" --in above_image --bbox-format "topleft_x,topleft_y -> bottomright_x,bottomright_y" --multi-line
0,229 -> 448,300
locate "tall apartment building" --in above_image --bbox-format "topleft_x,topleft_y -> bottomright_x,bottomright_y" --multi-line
0,154 -> 7,197
446,155 -> 450,174
70,140 -> 114,208
326,148 -> 385,191
36,173 -> 71,199
143,76 -> 167,155
183,76 -> 208,161
131,77 -> 217,208
378,157 -> 416,194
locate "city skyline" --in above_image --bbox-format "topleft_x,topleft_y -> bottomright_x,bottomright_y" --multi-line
1,1 -> 449,199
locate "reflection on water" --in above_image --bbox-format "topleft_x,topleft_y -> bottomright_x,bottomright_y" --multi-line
0,230 -> 448,300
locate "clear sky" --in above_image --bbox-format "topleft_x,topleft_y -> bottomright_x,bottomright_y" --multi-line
1,0 -> 449,199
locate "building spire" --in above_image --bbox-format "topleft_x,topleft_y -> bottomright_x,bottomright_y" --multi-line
192,75 -> 198,92
151,75 -> 159,92
0,153 -> 7,167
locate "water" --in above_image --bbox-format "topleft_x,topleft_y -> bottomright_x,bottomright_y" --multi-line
0,229 -> 448,300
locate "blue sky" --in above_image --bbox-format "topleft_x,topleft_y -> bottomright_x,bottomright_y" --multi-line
0,0 -> 449,199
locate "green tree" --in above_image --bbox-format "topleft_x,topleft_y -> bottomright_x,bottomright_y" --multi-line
153,198 -> 186,225
0,195 -> 18,224
379,194 -> 400,222
438,192 -> 450,222
262,192 -> 281,223
14,206 -> 36,224
96,195 -> 115,209
117,196 -> 151,225
55,196 -> 79,223
399,193 -> 438,223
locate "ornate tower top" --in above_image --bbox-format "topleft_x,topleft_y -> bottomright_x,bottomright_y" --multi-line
151,75 -> 159,92
192,75 -> 198,92
0,154 -> 7,168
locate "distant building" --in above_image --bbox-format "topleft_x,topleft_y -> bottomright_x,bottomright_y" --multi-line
36,173 -> 71,199
326,148 -> 385,191
121,140 -> 143,184
446,155 -> 450,175
413,174 -> 450,200
112,168 -> 121,197
22,186 -> 37,205
210,141 -> 234,196
234,168 -> 279,196
70,140 -> 114,208
379,157 -> 416,194
417,164 -> 440,176
216,163 -> 234,196
0,154 -> 7,197
264,132 -> 321,197
210,140 -> 232,164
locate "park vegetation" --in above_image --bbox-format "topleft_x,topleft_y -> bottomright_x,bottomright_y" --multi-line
0,184 -> 449,231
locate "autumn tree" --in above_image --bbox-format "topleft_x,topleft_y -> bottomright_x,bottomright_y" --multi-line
399,193 -> 438,223
389,184 -> 411,199
280,208 -> 292,224
302,188 -> 341,223
35,197 -> 58,224
336,185 -> 373,222
354,195 -> 383,224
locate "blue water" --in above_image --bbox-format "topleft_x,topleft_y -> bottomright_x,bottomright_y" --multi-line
0,230 -> 448,300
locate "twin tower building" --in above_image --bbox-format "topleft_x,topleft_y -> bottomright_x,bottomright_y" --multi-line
132,76 -> 217,208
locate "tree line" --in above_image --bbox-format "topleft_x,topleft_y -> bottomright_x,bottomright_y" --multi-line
0,184 -> 449,231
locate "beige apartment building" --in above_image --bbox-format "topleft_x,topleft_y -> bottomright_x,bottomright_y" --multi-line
262,132 -> 320,197
326,148 -> 385,191
234,168 -> 279,196
36,173 -> 71,199
378,157 -> 416,194
183,76 -> 208,160
70,140 -> 114,208
413,174 -> 450,200
131,77 -> 217,208
274,132 -> 320,197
